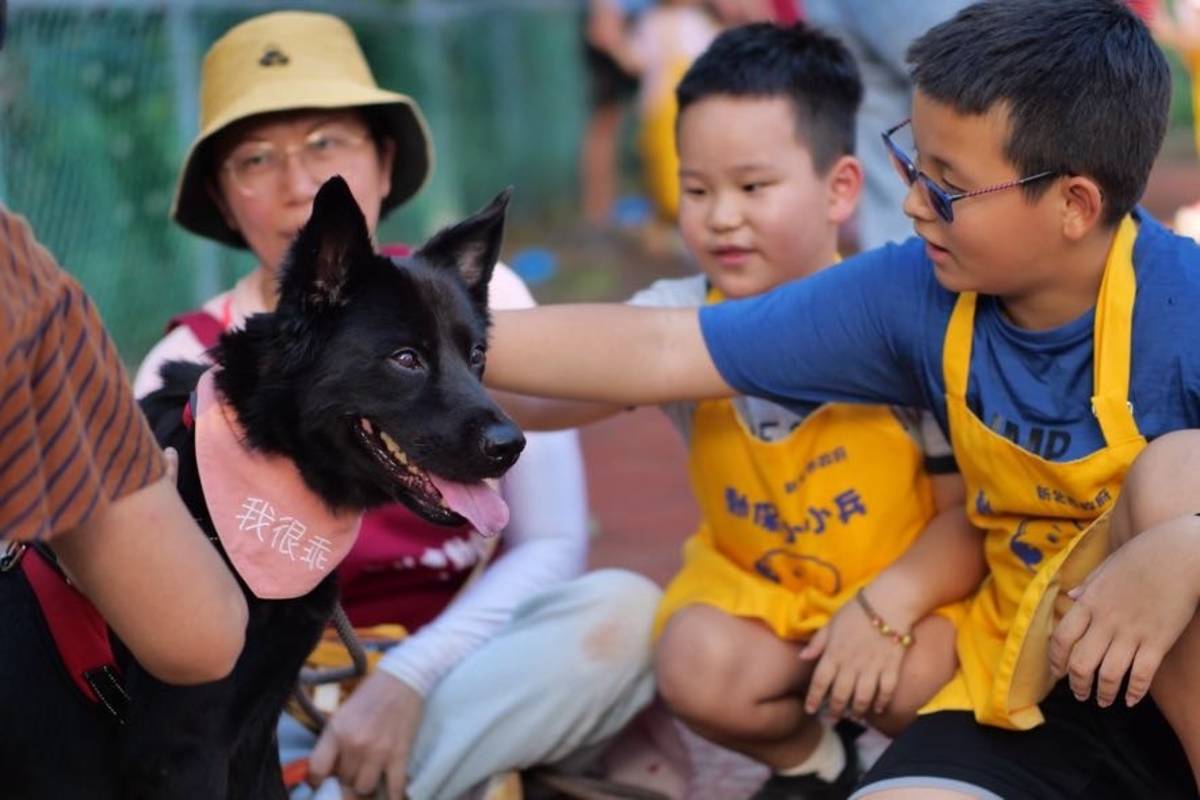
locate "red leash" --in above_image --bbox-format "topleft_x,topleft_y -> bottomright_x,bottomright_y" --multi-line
21,545 -> 128,722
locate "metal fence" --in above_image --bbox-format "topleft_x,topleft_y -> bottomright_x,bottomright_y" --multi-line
2,0 -> 586,362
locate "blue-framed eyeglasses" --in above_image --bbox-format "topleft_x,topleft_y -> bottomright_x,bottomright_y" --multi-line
881,119 -> 1058,223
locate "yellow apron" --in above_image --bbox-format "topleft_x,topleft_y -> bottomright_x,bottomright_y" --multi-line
924,216 -> 1145,729
638,54 -> 690,222
654,390 -> 939,641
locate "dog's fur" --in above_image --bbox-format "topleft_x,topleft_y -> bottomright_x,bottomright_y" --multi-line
0,177 -> 524,799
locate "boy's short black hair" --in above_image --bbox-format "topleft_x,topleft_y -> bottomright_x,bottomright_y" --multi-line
676,22 -> 863,173
908,0 -> 1170,226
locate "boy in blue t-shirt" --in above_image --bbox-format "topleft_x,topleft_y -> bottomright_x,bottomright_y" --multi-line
484,1 -> 1200,797
511,21 -> 982,799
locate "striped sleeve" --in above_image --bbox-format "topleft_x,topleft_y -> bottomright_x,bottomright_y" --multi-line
0,209 -> 164,541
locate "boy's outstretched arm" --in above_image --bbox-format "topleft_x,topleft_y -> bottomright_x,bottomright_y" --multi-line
491,390 -> 623,432
487,305 -> 735,406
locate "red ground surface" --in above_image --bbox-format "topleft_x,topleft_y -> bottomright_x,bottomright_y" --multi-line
581,407 -> 697,584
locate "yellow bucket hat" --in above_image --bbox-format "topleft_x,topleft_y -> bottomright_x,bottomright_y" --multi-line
170,10 -> 434,248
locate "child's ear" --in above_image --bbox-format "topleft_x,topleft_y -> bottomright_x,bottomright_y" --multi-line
415,187 -> 511,305
278,176 -> 373,313
824,155 -> 864,227
1059,175 -> 1106,241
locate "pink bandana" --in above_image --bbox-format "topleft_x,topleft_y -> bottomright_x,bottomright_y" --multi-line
193,369 -> 362,600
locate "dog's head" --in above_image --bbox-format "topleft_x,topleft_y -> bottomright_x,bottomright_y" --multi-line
214,177 -> 524,533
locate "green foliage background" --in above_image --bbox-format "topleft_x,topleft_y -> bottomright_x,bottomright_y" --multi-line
3,0 -> 1196,367
0,1 -> 587,364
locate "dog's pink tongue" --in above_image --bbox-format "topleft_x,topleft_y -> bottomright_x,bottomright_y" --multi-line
430,476 -> 509,537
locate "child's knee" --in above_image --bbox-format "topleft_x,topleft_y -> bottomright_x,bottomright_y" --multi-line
903,614 -> 958,692
873,614 -> 958,737
653,605 -> 745,721
572,570 -> 661,671
1119,430 -> 1200,536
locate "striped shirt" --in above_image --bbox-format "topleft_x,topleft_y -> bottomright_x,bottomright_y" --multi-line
0,208 -> 163,541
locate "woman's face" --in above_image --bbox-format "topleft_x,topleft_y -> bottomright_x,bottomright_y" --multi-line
211,108 -> 394,275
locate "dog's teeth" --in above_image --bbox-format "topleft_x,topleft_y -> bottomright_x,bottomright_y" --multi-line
380,431 -> 409,464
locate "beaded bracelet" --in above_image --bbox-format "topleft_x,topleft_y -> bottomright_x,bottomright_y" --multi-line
855,589 -> 915,648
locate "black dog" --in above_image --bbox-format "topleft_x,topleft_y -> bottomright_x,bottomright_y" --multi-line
0,177 -> 524,799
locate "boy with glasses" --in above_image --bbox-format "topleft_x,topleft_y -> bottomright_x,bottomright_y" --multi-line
482,1 -> 1200,797
507,21 -> 981,799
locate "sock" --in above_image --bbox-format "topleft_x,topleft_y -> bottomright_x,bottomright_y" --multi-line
777,723 -> 846,782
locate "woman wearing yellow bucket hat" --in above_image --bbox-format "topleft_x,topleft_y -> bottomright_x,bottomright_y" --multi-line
134,11 -> 660,800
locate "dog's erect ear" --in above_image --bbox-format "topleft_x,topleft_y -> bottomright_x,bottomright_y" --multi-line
415,188 -> 511,305
278,176 -> 373,313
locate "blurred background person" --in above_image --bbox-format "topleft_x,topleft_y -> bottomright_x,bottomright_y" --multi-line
804,0 -> 972,249
602,0 -> 719,225
1142,0 -> 1200,239
579,0 -> 650,229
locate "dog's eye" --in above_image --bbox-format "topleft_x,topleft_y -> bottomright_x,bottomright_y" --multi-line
391,349 -> 423,371
470,345 -> 486,368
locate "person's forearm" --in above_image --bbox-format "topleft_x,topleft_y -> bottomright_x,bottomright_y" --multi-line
491,390 -> 622,431
487,305 -> 732,405
56,476 -> 247,685
865,503 -> 985,626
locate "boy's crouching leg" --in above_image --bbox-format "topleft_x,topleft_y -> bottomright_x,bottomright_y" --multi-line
1110,429 -> 1200,548
654,604 -> 823,769
868,613 -> 958,738
1109,429 -> 1200,787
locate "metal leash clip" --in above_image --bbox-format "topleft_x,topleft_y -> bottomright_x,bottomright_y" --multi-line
0,540 -> 27,572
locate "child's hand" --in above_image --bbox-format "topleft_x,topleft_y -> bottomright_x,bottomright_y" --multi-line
1049,515 -> 1200,708
800,591 -> 917,718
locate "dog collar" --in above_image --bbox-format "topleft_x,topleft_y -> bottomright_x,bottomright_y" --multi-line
193,368 -> 362,599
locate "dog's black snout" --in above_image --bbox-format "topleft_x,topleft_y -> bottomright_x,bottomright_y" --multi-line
481,422 -> 525,468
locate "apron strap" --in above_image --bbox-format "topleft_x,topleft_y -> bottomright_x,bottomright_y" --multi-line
1090,216 -> 1141,446
942,291 -> 977,400
942,217 -> 1141,447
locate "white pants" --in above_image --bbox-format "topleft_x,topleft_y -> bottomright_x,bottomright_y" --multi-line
281,569 -> 662,800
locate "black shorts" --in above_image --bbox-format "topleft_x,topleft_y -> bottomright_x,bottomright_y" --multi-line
583,39 -> 638,108
855,681 -> 1196,800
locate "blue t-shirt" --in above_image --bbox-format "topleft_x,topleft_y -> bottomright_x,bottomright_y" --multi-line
699,211 -> 1200,462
